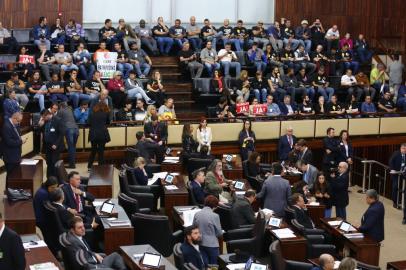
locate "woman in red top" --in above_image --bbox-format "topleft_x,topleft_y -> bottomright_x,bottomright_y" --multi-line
107,70 -> 126,108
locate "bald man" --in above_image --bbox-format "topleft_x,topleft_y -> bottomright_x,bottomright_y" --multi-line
278,127 -> 297,161
311,254 -> 334,270
330,162 -> 349,219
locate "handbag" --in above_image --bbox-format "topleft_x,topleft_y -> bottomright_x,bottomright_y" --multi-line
7,188 -> 32,202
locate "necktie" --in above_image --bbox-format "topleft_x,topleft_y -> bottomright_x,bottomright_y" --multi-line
288,136 -> 292,148
75,193 -> 81,212
402,154 -> 405,169
304,172 -> 308,184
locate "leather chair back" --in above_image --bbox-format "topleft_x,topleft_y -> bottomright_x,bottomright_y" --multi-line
122,164 -> 139,185
269,240 -> 287,270
184,263 -> 200,270
187,158 -> 212,180
291,218 -> 305,233
242,160 -> 263,192
173,243 -> 184,269
145,163 -> 162,178
118,193 -> 140,217
214,203 -> 233,232
131,213 -> 174,257
125,147 -> 139,166
186,181 -> 200,206
43,201 -> 63,254
284,206 -> 296,224
59,232 -> 81,270
55,160 -> 68,185
251,211 -> 267,257
118,170 -> 131,194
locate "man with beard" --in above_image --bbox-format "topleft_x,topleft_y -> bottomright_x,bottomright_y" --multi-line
181,225 -> 206,269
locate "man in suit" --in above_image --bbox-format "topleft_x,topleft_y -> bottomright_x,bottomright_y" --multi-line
0,212 -> 26,270
190,169 -> 207,205
389,143 -> 406,210
358,189 -> 385,242
278,127 -> 297,161
291,193 -> 314,229
144,114 -> 168,144
256,162 -> 291,217
330,162 -> 349,219
62,171 -> 95,224
42,110 -> 64,178
134,131 -> 164,163
66,216 -> 127,270
300,161 -> 318,190
311,254 -> 335,270
297,139 -> 313,164
231,190 -> 256,228
1,112 -> 27,183
181,225 -> 206,270
322,127 -> 340,172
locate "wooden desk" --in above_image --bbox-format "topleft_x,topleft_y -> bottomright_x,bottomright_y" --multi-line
120,244 -> 177,270
88,165 -> 114,198
223,155 -> 243,179
387,260 -> 406,270
268,221 -> 307,261
2,198 -> 36,234
23,234 -> 63,270
95,199 -> 134,254
283,173 -> 302,185
306,204 -> 326,227
320,218 -> 380,266
163,177 -> 189,224
7,159 -> 43,194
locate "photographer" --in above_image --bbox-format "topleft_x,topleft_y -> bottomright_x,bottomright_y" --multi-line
218,43 -> 241,78
330,162 -> 349,219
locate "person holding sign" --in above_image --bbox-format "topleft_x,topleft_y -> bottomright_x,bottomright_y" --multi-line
107,71 -> 126,108
15,46 -> 34,78
235,96 -> 249,117
238,119 -> 256,161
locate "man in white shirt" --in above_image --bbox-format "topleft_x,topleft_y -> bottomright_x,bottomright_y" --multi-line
325,25 -> 340,51
218,43 -> 241,77
341,69 -> 363,101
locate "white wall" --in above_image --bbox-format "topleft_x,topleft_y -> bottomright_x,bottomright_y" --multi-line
83,0 -> 275,28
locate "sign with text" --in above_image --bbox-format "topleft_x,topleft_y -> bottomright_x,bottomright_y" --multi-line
18,55 -> 35,64
236,102 -> 249,114
252,104 -> 267,115
96,52 -> 118,78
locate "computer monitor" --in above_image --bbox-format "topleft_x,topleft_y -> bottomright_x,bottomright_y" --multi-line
100,201 -> 114,214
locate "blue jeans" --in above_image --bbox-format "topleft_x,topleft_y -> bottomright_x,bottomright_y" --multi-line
221,61 -> 241,77
272,87 -> 287,103
324,208 -> 332,218
117,63 -> 133,79
156,37 -> 173,54
343,61 -> 359,74
372,82 -> 389,94
173,38 -> 187,49
34,39 -> 51,51
397,97 -> 406,111
317,86 -> 334,101
301,86 -> 315,101
68,92 -> 91,108
133,63 -> 151,77
188,38 -> 203,51
127,87 -> 151,102
50,93 -> 68,102
222,38 -> 243,51
78,64 -> 96,80
253,61 -> 267,72
300,39 -> 312,53
283,38 -> 300,51
200,246 -> 219,265
65,128 -> 79,166
335,207 -> 347,220
104,32 -> 124,49
204,62 -> 220,77
254,88 -> 268,103
203,36 -> 217,50
357,47 -> 373,63
33,92 -> 46,111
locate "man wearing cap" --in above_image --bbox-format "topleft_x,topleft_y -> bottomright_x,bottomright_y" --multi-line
295,20 -> 312,53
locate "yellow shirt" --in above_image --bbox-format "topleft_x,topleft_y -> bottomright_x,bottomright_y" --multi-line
370,67 -> 385,84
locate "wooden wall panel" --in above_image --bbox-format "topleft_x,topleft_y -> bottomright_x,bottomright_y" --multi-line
0,0 -> 83,29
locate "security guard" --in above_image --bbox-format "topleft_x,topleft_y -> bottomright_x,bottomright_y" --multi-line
43,110 -> 64,177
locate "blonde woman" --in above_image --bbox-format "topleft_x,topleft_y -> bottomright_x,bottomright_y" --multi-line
144,104 -> 158,123
131,157 -> 148,185
236,70 -> 250,101
196,117 -> 212,154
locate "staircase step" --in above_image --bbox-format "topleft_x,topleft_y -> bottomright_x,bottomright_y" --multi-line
165,83 -> 192,91
166,91 -> 192,99
176,110 -> 206,120
174,100 -> 194,109
150,56 -> 179,65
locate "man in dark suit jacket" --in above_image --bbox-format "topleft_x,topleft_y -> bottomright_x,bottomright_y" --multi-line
256,162 -> 291,217
134,131 -> 164,163
389,143 -> 406,210
1,112 -> 26,183
42,110 -> 64,178
358,189 -> 385,242
300,161 -> 318,190
0,212 -> 26,270
231,190 -> 256,228
291,193 -> 314,229
297,139 -> 313,164
180,225 -> 206,270
330,162 -> 349,220
66,216 -> 127,270
62,171 -> 95,224
278,127 -> 297,161
190,169 -> 207,205
144,115 -> 168,144
322,127 -> 340,172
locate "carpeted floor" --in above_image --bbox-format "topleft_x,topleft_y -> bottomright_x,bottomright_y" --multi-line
1,157 -> 405,269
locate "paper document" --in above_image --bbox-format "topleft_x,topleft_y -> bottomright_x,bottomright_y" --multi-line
261,208 -> 274,216
308,202 -> 320,206
93,201 -> 104,207
162,159 -> 179,164
151,172 -> 168,183
24,240 -> 48,249
108,220 -> 131,227
183,209 -> 201,227
165,185 -> 178,190
226,263 -> 246,270
334,261 -> 341,269
21,159 -> 39,165
29,262 -> 59,270
176,206 -> 196,212
344,233 -> 364,239
328,220 -> 342,226
164,156 -> 179,160
272,228 -> 296,239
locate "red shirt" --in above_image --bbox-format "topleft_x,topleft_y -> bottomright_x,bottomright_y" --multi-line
107,79 -> 124,92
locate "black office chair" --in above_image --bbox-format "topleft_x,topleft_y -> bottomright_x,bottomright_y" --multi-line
173,243 -> 184,269
59,232 -> 82,270
43,201 -> 63,256
291,218 -> 326,236
125,147 -> 140,166
187,158 -> 212,180
117,193 -> 150,216
118,171 -> 154,212
55,160 -> 89,186
284,206 -> 296,225
186,181 -> 203,207
269,240 -> 314,270
242,160 -> 263,192
214,203 -> 234,232
131,213 -> 183,257
75,249 -> 112,270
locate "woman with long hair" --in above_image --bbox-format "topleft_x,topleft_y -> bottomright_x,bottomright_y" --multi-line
196,117 -> 212,154
181,123 -> 197,163
147,70 -> 166,107
144,104 -> 158,123
16,45 -> 35,78
247,152 -> 269,181
337,257 -> 356,270
26,71 -> 47,111
338,129 -> 353,164
87,102 -> 111,170
238,119 -> 256,161
236,70 -> 250,101
312,172 -> 332,218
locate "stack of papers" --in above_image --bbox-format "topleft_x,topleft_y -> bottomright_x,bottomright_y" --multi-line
272,228 -> 296,239
328,220 -> 342,226
163,156 -> 180,163
165,185 -> 178,190
29,262 -> 59,270
344,233 -> 364,239
334,261 -> 341,269
308,202 -> 320,206
24,240 -> 47,249
183,208 -> 201,227
261,208 -> 274,216
21,159 -> 39,165
150,172 -> 168,184
108,220 -> 131,227
226,263 -> 246,270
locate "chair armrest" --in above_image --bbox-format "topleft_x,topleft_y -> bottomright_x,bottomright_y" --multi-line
286,260 -> 313,270
126,192 -> 155,210
306,234 -> 325,244
226,238 -> 254,254
172,230 -> 184,244
129,185 -> 153,193
304,228 -> 326,235
224,227 -> 253,241
308,244 -> 337,259
239,224 -> 255,229
138,208 -> 151,214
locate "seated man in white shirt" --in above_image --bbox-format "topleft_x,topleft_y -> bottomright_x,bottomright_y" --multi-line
218,43 -> 241,78
341,68 -> 363,102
